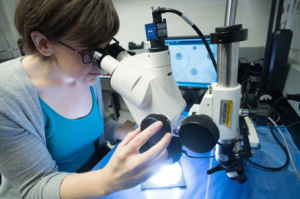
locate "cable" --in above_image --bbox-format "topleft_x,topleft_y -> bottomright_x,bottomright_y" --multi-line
161,8 -> 218,72
191,24 -> 218,72
252,58 -> 264,63
268,118 -> 300,180
180,150 -> 215,159
276,106 -> 288,116
272,96 -> 287,121
270,120 -> 300,128
240,78 -> 251,108
239,58 -> 251,80
239,70 -> 261,76
245,124 -> 289,171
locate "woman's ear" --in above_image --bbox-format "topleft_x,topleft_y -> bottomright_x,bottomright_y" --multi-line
30,31 -> 53,56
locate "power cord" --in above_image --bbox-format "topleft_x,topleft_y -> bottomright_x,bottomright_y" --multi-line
269,120 -> 300,128
268,118 -> 300,180
272,96 -> 287,121
181,150 -> 215,159
245,125 -> 289,171
158,8 -> 217,72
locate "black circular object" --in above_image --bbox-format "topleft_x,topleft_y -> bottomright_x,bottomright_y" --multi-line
148,40 -> 169,53
107,43 -> 126,59
215,24 -> 242,32
210,29 -> 248,44
248,103 -> 270,126
197,88 -> 208,104
180,89 -> 195,112
173,129 -> 179,136
179,114 -> 219,153
141,114 -> 171,145
139,136 -> 182,165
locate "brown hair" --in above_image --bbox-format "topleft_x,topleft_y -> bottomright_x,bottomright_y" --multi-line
14,0 -> 119,58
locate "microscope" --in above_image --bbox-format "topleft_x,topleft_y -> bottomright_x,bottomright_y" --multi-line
90,0 -> 267,184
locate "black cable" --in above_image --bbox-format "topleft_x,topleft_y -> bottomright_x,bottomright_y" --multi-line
162,8 -> 218,72
239,70 -> 261,76
245,126 -> 289,171
181,150 -> 215,159
276,106 -> 288,116
253,58 -> 264,63
272,96 -> 287,121
163,8 -> 182,15
191,25 -> 217,72
239,58 -> 251,80
269,120 -> 300,128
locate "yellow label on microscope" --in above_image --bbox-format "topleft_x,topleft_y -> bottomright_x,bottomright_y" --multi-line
226,100 -> 233,127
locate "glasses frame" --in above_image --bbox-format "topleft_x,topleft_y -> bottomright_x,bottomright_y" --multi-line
47,35 -> 119,64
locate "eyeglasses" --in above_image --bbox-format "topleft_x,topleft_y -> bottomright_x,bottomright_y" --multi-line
47,35 -> 119,64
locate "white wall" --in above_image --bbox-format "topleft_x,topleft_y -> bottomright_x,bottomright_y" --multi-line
0,0 -> 272,61
289,49 -> 300,63
112,0 -> 272,49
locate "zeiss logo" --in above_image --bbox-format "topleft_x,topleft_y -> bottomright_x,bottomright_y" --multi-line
147,29 -> 153,35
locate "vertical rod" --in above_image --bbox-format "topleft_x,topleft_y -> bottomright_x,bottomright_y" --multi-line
258,0 -> 277,96
224,0 -> 238,26
217,43 -> 239,88
218,0 -> 239,88
275,0 -> 284,31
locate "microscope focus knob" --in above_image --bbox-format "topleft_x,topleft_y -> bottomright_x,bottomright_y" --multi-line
179,114 -> 219,153
141,114 -> 171,145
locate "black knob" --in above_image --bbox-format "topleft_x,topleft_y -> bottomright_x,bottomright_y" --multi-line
140,114 -> 182,164
180,89 -> 195,112
248,103 -> 270,125
141,114 -> 171,145
179,114 -> 219,153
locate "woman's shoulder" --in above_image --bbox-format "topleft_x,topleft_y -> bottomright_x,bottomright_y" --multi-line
0,57 -> 30,87
0,57 -> 36,93
0,57 -> 41,116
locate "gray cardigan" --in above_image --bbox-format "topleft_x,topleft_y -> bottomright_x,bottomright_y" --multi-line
0,57 -> 123,199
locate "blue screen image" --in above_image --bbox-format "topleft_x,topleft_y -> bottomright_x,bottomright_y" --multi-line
165,37 -> 217,88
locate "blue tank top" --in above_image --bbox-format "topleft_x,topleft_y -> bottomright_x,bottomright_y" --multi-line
38,87 -> 104,172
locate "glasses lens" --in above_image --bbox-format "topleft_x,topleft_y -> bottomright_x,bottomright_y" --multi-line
83,52 -> 92,63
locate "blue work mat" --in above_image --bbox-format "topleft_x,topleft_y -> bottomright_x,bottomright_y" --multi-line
92,126 -> 300,199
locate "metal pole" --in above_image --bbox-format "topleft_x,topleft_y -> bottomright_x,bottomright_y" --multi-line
217,43 -> 239,87
224,0 -> 238,26
218,0 -> 239,88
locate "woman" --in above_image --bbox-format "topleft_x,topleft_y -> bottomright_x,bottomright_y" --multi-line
0,0 -> 171,198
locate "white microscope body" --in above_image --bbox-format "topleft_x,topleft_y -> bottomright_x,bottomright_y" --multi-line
189,84 -> 241,142
100,50 -> 186,132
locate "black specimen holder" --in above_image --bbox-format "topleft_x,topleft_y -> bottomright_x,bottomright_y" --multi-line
210,24 -> 248,44
139,114 -> 182,165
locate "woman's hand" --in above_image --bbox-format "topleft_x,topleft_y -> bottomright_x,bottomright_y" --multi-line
102,121 -> 172,194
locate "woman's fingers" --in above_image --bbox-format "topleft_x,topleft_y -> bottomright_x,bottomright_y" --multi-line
118,127 -> 141,148
125,121 -> 163,152
139,132 -> 172,163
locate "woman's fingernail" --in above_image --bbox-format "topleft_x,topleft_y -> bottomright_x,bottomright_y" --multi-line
155,121 -> 162,128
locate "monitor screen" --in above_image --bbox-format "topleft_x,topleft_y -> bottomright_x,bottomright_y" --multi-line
165,36 -> 217,88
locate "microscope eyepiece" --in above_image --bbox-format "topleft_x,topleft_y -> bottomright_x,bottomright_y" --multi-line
90,49 -> 110,69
